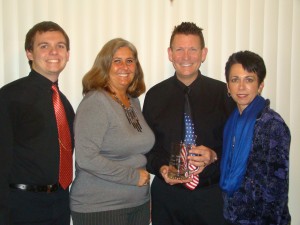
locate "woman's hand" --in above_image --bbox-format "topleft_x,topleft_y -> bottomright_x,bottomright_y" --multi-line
137,168 -> 151,187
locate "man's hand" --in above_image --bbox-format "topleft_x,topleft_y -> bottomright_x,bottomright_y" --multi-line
159,165 -> 193,185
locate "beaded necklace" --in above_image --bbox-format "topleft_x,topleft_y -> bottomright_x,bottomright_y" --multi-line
112,93 -> 142,132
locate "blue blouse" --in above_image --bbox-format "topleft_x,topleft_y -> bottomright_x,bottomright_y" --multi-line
223,101 -> 291,225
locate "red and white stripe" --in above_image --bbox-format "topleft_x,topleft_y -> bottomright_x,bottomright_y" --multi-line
181,144 -> 199,190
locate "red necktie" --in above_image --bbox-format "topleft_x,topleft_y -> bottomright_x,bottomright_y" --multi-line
52,84 -> 73,189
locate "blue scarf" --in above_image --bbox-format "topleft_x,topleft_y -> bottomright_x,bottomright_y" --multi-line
220,95 -> 266,196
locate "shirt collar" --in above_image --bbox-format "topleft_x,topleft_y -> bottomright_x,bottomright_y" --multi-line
174,70 -> 202,93
29,69 -> 58,89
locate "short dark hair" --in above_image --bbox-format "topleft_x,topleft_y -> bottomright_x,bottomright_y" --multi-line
25,21 -> 70,67
225,50 -> 266,85
169,22 -> 205,49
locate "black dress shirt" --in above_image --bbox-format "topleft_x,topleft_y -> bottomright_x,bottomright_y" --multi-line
143,71 -> 235,188
0,70 -> 74,217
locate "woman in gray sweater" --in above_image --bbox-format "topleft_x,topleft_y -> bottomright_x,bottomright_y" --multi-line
70,38 -> 155,225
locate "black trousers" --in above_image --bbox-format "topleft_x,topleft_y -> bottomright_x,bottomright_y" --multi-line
9,187 -> 70,225
151,176 -> 225,225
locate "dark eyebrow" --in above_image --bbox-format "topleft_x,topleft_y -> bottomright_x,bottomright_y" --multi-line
37,41 -> 67,46
37,42 -> 48,46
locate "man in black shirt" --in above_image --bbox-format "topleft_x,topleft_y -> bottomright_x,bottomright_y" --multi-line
143,22 -> 235,225
0,21 -> 74,225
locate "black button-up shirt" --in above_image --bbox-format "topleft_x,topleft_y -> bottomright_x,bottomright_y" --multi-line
143,72 -> 235,187
0,70 -> 74,217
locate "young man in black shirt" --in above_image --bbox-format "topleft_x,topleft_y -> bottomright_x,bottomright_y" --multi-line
0,21 -> 74,225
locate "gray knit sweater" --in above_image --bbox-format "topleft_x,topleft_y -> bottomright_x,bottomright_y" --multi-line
70,90 -> 155,213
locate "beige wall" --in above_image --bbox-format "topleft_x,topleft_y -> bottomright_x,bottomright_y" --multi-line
0,0 -> 299,224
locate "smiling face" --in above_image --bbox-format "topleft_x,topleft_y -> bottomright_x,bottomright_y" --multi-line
227,63 -> 264,114
108,47 -> 136,94
26,31 -> 70,82
168,34 -> 207,85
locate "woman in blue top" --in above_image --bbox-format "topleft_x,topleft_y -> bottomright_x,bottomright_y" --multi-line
220,50 -> 291,225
